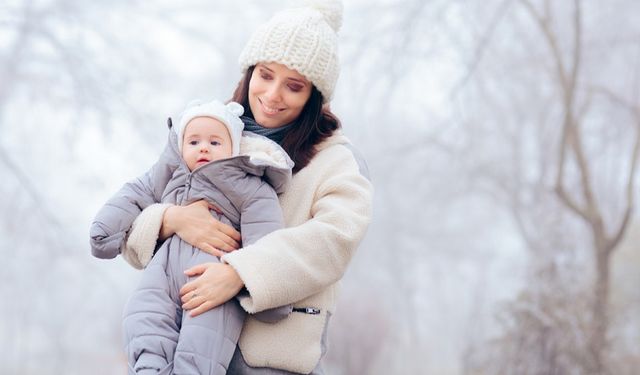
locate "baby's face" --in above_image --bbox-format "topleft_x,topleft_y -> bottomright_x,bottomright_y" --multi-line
182,117 -> 233,171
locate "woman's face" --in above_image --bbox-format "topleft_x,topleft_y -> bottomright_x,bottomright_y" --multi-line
248,62 -> 313,128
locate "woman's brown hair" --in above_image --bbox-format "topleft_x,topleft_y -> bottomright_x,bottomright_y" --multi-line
230,65 -> 341,172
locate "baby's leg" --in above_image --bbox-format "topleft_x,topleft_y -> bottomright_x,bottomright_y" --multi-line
172,250 -> 246,375
122,243 -> 180,374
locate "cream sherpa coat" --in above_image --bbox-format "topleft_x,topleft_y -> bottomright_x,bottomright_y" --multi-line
122,131 -> 373,374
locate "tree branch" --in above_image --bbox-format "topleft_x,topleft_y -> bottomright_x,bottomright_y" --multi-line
520,0 -> 569,89
450,0 -> 514,96
607,109 -> 640,252
589,79 -> 640,252
567,0 -> 603,224
0,145 -> 63,230
524,0 -> 599,224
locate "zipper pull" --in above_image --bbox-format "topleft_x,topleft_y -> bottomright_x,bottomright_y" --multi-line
293,307 -> 321,315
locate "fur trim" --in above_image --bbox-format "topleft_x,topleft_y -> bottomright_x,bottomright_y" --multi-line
239,133 -> 294,170
121,203 -> 172,269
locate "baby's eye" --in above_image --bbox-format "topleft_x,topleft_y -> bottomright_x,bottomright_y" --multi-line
189,140 -> 198,146
210,141 -> 221,146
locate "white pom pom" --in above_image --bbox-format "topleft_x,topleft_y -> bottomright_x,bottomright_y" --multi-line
302,0 -> 343,32
226,102 -> 244,117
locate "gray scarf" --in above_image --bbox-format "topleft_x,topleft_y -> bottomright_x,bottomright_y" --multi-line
241,116 -> 294,145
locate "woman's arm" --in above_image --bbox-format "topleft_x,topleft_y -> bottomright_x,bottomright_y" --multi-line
227,168 -> 372,312
180,144 -> 372,314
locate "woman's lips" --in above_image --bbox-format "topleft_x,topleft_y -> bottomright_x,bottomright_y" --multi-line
259,98 -> 284,116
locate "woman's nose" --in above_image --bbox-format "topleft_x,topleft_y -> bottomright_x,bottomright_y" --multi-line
264,83 -> 282,102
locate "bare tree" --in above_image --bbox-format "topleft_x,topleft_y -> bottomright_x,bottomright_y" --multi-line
520,1 -> 638,371
454,0 -> 640,373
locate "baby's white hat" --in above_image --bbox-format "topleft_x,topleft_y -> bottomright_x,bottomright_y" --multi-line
176,100 -> 245,156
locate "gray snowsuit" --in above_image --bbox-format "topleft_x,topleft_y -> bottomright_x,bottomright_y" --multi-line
90,126 -> 293,375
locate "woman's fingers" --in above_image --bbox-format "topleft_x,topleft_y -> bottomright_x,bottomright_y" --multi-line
211,232 -> 240,251
183,291 -> 226,316
216,234 -> 240,252
199,242 -> 224,257
180,289 -> 199,305
212,237 -> 238,253
189,300 -> 216,317
198,227 -> 239,253
180,280 -> 196,299
175,200 -> 241,252
182,293 -> 206,311
180,263 -> 244,316
183,263 -> 208,277
214,220 -> 242,244
193,200 -> 211,210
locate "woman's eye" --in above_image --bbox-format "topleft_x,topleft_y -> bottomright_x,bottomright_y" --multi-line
260,73 -> 273,80
288,84 -> 303,92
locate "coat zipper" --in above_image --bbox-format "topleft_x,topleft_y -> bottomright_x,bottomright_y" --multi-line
292,307 -> 321,315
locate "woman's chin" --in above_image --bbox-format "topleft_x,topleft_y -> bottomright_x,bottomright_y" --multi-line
255,114 -> 285,129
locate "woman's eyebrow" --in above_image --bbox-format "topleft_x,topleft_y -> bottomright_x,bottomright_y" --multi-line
259,64 -> 308,84
258,64 -> 274,73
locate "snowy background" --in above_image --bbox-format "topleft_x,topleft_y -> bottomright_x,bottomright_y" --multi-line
1,0 -> 639,374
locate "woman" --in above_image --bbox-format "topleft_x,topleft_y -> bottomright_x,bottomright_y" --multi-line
121,1 -> 372,373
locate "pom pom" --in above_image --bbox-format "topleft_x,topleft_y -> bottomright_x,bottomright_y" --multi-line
302,0 -> 343,32
226,102 -> 244,117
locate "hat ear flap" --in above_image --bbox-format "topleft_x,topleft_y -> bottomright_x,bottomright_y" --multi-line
226,101 -> 245,117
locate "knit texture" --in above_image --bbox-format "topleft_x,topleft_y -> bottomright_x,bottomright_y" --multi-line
238,0 -> 343,103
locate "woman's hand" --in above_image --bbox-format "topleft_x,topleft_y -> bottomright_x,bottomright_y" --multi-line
180,262 -> 245,317
161,200 -> 242,257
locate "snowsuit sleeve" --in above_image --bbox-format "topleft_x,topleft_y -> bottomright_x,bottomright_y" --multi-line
239,181 -> 285,247
89,131 -> 178,267
237,180 -> 293,322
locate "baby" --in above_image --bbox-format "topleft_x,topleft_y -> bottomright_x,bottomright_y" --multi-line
90,99 -> 293,374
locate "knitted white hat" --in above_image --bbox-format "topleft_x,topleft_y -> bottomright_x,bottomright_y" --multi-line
175,100 -> 245,156
238,0 -> 343,103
